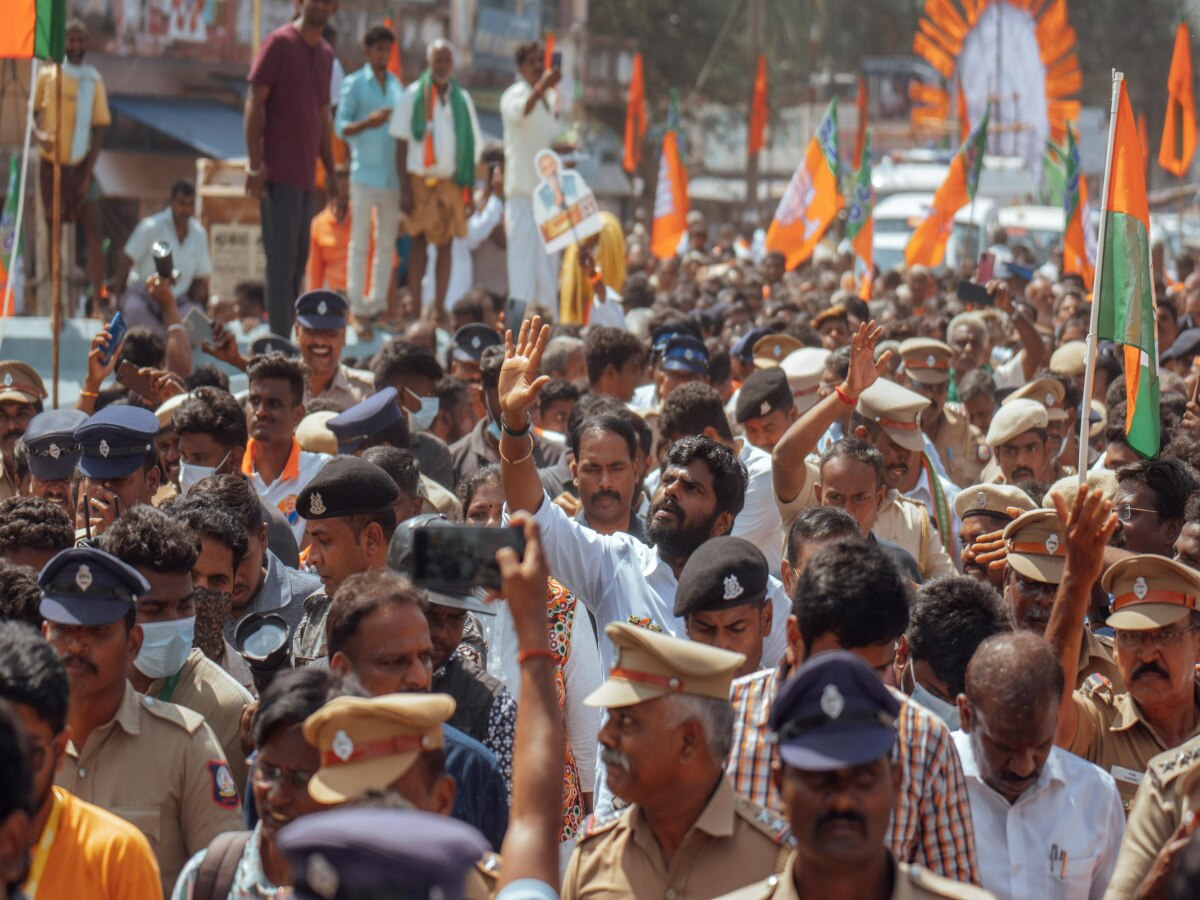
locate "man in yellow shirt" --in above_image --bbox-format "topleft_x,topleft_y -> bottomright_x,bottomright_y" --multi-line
0,621 -> 162,899
33,18 -> 110,307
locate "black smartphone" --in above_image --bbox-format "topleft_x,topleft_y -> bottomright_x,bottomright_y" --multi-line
152,241 -> 176,283
504,297 -> 527,332
955,279 -> 993,307
551,50 -> 562,69
101,310 -> 126,365
116,360 -> 158,399
410,525 -> 526,595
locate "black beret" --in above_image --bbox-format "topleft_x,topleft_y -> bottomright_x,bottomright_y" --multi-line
735,367 -> 793,424
296,457 -> 399,520
673,536 -> 769,616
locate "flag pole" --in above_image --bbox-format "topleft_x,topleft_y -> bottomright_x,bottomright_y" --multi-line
1077,71 -> 1123,483
1,58 -> 38,320
51,61 -> 62,409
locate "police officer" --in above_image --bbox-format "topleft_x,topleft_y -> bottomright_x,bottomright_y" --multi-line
736,368 -> 796,453
999,377 -> 1074,483
21,408 -> 87,517
1000,509 -> 1123,690
327,386 -> 409,455
0,359 -> 48,500
293,290 -> 376,412
983,399 -> 1052,486
39,546 -> 243,894
561,622 -> 790,900
73,405 -> 161,537
900,337 -> 988,488
779,347 -> 830,416
954,483 -> 1035,589
716,651 -> 992,900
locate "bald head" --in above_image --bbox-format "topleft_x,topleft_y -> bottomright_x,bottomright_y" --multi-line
964,631 -> 1062,718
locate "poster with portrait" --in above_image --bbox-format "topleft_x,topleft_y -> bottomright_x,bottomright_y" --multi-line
531,149 -> 602,255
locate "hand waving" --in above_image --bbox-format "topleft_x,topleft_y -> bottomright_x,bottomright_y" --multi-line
499,316 -> 552,426
842,320 -> 892,400
1051,484 -> 1118,589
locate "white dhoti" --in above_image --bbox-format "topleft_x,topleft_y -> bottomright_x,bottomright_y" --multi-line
505,193 -> 559,315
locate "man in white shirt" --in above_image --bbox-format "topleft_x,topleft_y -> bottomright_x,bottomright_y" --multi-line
500,42 -> 563,310
954,631 -> 1124,900
391,39 -> 482,322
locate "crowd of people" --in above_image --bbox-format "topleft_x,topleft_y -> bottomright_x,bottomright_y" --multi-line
12,1 -> 1200,899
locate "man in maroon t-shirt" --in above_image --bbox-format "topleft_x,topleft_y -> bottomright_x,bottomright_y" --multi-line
244,0 -> 346,337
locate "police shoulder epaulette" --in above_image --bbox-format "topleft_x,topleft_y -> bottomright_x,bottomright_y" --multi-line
1079,673 -> 1113,699
1151,735 -> 1200,786
901,863 -> 994,899
735,796 -> 792,845
140,693 -> 206,735
579,810 -> 625,842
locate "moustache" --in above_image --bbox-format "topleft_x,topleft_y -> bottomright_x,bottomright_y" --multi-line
813,810 -> 867,835
1134,663 -> 1170,680
1024,606 -> 1052,623
590,490 -> 622,506
2,429 -> 22,441
1011,468 -> 1035,482
62,655 -> 97,674
600,748 -> 631,773
650,496 -> 682,518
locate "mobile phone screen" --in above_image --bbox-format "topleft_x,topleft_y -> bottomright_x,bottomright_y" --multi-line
411,526 -> 526,595
101,311 -> 127,365
116,361 -> 157,399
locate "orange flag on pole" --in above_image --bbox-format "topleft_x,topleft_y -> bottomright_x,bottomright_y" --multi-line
906,109 -> 989,267
651,91 -> 689,260
384,11 -> 403,80
852,75 -> 868,169
1159,23 -> 1196,178
623,52 -> 647,174
956,75 -> 970,145
543,32 -> 555,70
765,98 -> 842,269
749,54 -> 768,157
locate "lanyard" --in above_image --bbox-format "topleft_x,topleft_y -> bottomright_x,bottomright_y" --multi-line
157,671 -> 181,703
22,788 -> 64,898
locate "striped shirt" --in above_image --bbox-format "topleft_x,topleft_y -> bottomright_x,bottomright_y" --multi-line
727,664 -> 980,885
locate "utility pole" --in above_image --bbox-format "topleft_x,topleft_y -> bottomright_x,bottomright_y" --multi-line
745,0 -> 764,213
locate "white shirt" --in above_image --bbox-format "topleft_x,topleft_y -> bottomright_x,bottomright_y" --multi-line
520,491 -> 789,673
245,441 -> 331,543
952,731 -> 1124,900
123,208 -> 212,298
734,439 -> 784,577
628,382 -> 658,413
500,80 -> 560,197
588,288 -> 626,331
991,351 -> 1028,390
390,81 -> 483,180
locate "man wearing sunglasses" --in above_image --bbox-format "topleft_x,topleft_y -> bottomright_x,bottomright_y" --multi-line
1044,486 -> 1200,813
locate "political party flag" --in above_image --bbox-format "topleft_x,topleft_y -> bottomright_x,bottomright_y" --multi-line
623,52 -> 647,174
749,54 -> 768,157
1039,137 -> 1068,206
1159,23 -> 1196,178
765,98 -> 841,269
0,156 -> 22,316
1062,123 -> 1094,291
651,90 -> 689,260
1138,112 -> 1150,174
1096,77 -> 1159,457
905,107 -> 988,267
845,130 -> 874,299
852,76 -> 868,169
384,10 -> 403,80
956,75 -> 969,145
0,0 -> 67,61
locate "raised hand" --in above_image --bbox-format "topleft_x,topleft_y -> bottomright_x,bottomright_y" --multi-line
842,319 -> 892,399
499,316 -> 552,426
1052,484 -> 1118,589
496,513 -> 552,649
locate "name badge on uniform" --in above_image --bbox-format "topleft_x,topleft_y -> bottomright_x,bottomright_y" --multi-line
1110,765 -> 1144,787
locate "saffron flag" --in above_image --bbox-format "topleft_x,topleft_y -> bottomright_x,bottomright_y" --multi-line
852,76 -> 868,169
0,156 -> 22,316
765,98 -> 841,269
0,0 -> 66,61
1159,23 -> 1196,178
1097,78 -> 1159,458
749,54 -> 768,157
845,130 -> 874,300
905,108 -> 988,268
956,75 -> 969,145
543,32 -> 555,70
384,11 -> 403,80
651,91 -> 689,260
1062,123 -> 1094,291
622,52 -> 647,174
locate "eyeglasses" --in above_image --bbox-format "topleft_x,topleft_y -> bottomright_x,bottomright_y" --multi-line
1115,504 -> 1158,522
253,759 -> 314,791
1113,625 -> 1199,650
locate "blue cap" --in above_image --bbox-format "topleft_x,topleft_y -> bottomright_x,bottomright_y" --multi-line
731,327 -> 774,364
769,650 -> 900,772
38,547 -> 150,626
73,406 -> 159,479
23,409 -> 88,481
451,324 -> 502,363
250,335 -> 302,358
327,387 -> 404,454
1162,328 -> 1200,362
651,322 -> 695,353
295,290 -> 349,331
276,808 -> 489,900
660,335 -> 710,375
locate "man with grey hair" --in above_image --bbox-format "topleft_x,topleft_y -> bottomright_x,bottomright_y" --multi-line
391,38 -> 482,323
561,622 -> 790,900
540,334 -> 586,381
946,279 -> 1045,399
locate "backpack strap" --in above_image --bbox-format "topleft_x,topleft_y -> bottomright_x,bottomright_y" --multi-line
193,830 -> 253,900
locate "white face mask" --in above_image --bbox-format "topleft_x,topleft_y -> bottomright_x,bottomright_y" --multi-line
407,389 -> 440,432
910,673 -> 961,731
134,617 -> 196,679
178,450 -> 232,496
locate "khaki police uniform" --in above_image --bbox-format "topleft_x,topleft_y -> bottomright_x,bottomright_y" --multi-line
143,647 -> 253,795
1078,629 -> 1123,692
716,852 -> 995,900
304,363 -> 376,413
55,682 -> 244,894
876,490 -> 956,579
0,359 -> 49,500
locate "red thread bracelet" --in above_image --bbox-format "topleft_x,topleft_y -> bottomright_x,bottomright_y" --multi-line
518,648 -> 556,665
835,385 -> 857,406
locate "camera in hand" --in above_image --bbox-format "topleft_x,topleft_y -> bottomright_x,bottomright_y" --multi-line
410,525 -> 526,596
234,612 -> 294,694
151,241 -> 177,284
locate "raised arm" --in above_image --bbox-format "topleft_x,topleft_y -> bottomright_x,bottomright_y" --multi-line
772,321 -> 891,503
989,280 -> 1046,379
1045,485 -> 1117,748
498,317 -> 553,515
495,514 -> 562,891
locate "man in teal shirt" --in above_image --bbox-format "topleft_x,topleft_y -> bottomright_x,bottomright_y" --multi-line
335,23 -> 403,333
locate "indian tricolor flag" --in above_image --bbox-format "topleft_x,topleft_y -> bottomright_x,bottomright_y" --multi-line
905,108 -> 988,267
1096,76 -> 1159,458
651,90 -> 689,260
0,0 -> 67,61
765,98 -> 841,269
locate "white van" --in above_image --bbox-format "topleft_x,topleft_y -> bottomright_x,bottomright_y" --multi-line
872,192 -> 934,273
945,197 -> 999,270
996,205 -> 1065,264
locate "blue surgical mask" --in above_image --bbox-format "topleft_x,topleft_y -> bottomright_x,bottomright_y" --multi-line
134,616 -> 196,679
408,392 -> 440,432
910,674 -> 961,731
484,392 -> 503,442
